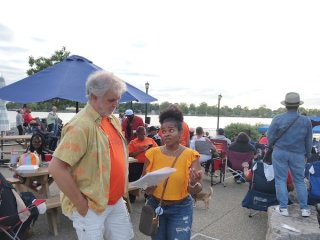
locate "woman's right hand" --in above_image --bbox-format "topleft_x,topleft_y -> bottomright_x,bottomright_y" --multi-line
145,185 -> 157,195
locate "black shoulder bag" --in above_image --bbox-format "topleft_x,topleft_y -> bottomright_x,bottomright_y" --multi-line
263,115 -> 300,164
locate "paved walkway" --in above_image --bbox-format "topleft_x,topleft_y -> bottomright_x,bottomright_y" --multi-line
1,167 -> 267,240
1,142 -> 267,239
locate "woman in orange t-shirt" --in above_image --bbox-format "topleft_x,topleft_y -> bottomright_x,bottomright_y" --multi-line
128,126 -> 157,203
143,105 -> 202,240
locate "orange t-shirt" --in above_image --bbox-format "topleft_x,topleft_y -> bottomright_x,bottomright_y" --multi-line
128,137 -> 158,163
259,136 -> 268,145
145,147 -> 199,200
180,121 -> 190,147
101,117 -> 126,205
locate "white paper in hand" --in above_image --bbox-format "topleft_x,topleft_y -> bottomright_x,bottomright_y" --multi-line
130,167 -> 176,189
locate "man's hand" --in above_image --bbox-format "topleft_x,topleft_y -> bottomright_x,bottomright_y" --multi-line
75,197 -> 89,217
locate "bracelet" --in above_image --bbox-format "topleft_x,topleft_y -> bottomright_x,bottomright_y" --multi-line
189,182 -> 202,188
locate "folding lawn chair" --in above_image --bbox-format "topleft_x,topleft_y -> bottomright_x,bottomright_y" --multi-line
210,139 -> 229,186
242,161 -> 278,217
224,150 -> 254,186
194,141 -> 220,186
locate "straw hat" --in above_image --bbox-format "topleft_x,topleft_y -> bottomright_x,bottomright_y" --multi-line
281,92 -> 304,106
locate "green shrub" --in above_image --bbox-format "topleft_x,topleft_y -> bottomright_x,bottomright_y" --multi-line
224,123 -> 260,142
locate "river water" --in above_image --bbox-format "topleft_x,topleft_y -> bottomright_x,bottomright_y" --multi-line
7,110 -> 272,136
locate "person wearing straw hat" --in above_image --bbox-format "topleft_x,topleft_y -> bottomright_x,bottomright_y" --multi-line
267,92 -> 313,217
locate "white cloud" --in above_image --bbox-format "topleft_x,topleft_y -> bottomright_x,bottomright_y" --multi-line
0,0 -> 319,110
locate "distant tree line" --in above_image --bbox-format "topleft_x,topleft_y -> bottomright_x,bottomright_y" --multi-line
7,100 -> 320,118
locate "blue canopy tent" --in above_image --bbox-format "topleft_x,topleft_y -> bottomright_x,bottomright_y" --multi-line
313,126 -> 320,134
309,116 -> 320,128
257,125 -> 269,133
0,55 -> 157,111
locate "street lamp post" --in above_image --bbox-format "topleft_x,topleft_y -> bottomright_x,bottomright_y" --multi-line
217,94 -> 222,130
145,82 -> 149,124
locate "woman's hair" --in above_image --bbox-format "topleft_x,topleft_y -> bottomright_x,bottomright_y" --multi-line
159,105 -> 183,131
236,132 -> 250,143
196,126 -> 204,136
86,70 -> 126,99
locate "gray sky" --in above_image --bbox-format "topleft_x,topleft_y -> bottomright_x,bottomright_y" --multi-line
0,0 -> 319,110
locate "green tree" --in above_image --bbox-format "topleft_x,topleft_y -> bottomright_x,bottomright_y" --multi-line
23,47 -> 71,111
27,46 -> 70,76
224,123 -> 260,142
178,102 -> 189,115
189,103 -> 196,115
159,101 -> 171,111
197,102 -> 208,116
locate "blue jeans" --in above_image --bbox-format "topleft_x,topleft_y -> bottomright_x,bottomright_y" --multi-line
272,148 -> 308,209
147,195 -> 193,240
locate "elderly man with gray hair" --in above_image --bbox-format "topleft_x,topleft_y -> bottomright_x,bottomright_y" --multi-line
49,70 -> 134,240
267,92 -> 312,218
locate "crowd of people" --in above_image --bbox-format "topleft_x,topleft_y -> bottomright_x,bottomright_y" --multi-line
15,105 -> 61,136
43,72 -> 317,240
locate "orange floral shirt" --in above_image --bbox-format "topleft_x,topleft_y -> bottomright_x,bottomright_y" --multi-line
53,104 -> 128,215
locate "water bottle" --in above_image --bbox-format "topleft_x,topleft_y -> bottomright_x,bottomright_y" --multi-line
10,148 -> 18,166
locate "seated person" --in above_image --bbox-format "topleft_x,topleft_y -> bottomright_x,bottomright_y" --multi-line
258,133 -> 268,145
27,132 -> 53,161
23,107 -> 39,125
190,126 -> 218,175
128,126 -> 157,203
190,126 -> 215,162
242,161 -> 294,193
147,126 -> 162,146
228,132 -> 256,183
229,132 -> 256,154
23,107 -> 41,133
211,128 -> 231,145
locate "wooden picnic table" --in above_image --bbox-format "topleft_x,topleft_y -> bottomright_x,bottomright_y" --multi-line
9,165 -> 63,236
0,134 -> 32,159
13,165 -> 53,198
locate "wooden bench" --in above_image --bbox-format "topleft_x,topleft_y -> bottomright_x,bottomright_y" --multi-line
6,177 -> 21,185
45,195 -> 61,236
0,149 -> 26,154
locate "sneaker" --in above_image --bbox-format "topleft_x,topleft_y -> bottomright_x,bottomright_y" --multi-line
274,206 -> 289,217
301,209 -> 311,217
